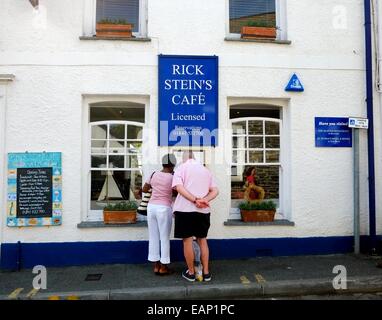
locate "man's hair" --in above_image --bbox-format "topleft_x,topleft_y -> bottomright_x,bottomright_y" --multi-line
162,153 -> 177,168
182,150 -> 195,162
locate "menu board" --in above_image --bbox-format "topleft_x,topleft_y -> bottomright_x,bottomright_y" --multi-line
7,152 -> 62,227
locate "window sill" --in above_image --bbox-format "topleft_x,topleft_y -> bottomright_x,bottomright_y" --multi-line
224,219 -> 295,227
77,221 -> 147,228
224,37 -> 291,45
79,36 -> 151,42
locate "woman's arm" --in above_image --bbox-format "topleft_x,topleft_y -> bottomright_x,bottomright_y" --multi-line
142,183 -> 151,193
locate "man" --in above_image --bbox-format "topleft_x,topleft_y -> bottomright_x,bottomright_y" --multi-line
172,151 -> 219,282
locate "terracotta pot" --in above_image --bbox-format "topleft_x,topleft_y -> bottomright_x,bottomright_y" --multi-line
103,210 -> 137,224
241,26 -> 276,39
240,209 -> 275,222
96,23 -> 133,38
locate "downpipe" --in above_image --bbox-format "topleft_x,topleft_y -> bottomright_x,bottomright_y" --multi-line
364,0 -> 377,253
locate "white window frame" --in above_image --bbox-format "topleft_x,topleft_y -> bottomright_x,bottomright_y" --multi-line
82,0 -> 148,37
226,0 -> 288,40
82,96 -> 150,222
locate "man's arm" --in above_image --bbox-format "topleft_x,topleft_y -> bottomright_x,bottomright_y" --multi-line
202,187 -> 219,203
175,185 -> 197,203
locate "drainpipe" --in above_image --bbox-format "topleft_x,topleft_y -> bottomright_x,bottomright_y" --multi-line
364,0 -> 377,253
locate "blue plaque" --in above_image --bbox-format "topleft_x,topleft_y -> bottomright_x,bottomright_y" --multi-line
158,55 -> 218,146
285,73 -> 304,92
315,117 -> 352,147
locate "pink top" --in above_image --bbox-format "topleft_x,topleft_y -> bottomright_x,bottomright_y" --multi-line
172,159 -> 217,214
146,171 -> 174,207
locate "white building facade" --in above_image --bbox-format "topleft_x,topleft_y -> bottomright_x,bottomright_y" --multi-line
0,0 -> 381,269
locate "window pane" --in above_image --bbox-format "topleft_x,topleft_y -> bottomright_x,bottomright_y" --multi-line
229,0 -> 276,34
96,0 -> 140,32
92,124 -> 107,139
265,121 -> 280,135
126,155 -> 140,168
109,155 -> 125,168
265,136 -> 280,148
127,142 -> 142,153
232,136 -> 247,148
91,140 -> 107,154
110,124 -> 125,139
127,125 -> 142,139
265,150 -> 280,163
232,150 -> 246,164
109,140 -> 125,154
248,120 -> 263,135
248,136 -> 263,148
91,155 -> 107,168
248,150 -> 263,163
232,121 -> 246,134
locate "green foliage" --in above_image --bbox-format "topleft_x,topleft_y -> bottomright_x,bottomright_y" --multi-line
104,201 -> 138,211
244,20 -> 275,28
239,200 -> 276,211
97,18 -> 132,25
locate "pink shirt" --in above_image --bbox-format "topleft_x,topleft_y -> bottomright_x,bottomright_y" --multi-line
172,159 -> 217,214
146,171 -> 173,207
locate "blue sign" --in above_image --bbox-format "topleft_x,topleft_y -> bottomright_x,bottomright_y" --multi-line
285,73 -> 304,92
158,55 -> 218,146
315,117 -> 352,147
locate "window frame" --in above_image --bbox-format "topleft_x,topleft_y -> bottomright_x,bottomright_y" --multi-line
83,0 -> 148,37
226,0 -> 288,40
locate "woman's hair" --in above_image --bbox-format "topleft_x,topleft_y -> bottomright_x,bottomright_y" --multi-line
162,153 -> 177,168
245,166 -> 256,177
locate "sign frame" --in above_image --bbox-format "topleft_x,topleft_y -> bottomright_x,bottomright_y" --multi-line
158,54 -> 219,147
7,152 -> 62,227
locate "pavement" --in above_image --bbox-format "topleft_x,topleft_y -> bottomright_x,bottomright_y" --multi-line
1,254 -> 382,300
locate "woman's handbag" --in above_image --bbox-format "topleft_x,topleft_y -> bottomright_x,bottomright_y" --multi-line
137,172 -> 155,216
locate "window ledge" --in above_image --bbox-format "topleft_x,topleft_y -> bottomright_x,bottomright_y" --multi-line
224,37 -> 291,45
77,221 -> 147,228
79,36 -> 151,42
224,219 -> 295,227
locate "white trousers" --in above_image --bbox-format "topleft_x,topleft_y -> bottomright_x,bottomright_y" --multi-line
147,203 -> 173,264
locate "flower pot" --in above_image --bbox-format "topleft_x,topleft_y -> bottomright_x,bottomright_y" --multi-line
103,210 -> 137,224
241,26 -> 276,39
96,23 -> 133,38
240,209 -> 275,222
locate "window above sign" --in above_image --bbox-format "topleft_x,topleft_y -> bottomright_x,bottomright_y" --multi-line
82,0 -> 148,39
227,0 -> 288,41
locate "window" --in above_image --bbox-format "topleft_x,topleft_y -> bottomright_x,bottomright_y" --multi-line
228,0 -> 287,40
230,107 -> 282,215
229,0 -> 276,34
87,103 -> 145,221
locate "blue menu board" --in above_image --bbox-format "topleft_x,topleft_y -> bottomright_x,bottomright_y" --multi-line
7,152 -> 62,227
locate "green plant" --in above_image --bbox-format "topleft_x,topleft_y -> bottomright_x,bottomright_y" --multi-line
238,200 -> 276,211
97,18 -> 132,25
244,20 -> 276,28
104,201 -> 138,211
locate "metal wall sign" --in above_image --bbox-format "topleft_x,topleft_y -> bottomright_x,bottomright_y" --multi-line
285,73 -> 304,92
348,117 -> 369,129
315,117 -> 352,147
7,152 -> 62,227
158,55 -> 219,146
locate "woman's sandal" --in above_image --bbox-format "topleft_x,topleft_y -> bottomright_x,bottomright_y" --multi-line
158,265 -> 174,276
154,262 -> 161,275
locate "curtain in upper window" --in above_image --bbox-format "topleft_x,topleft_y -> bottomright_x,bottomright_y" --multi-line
229,0 -> 276,34
96,0 -> 140,32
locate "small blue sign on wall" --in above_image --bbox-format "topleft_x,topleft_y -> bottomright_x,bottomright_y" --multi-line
315,117 -> 352,147
285,73 -> 304,92
158,55 -> 218,146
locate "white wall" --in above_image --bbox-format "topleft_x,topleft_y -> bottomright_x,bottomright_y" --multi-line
0,0 -> 380,244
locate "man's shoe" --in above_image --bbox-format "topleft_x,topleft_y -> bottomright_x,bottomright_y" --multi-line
203,273 -> 212,282
182,269 -> 195,282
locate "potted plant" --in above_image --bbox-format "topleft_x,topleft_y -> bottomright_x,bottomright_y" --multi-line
103,201 -> 138,224
96,18 -> 133,38
238,200 -> 276,222
241,20 -> 277,40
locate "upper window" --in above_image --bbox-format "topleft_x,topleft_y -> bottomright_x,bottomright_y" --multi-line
96,0 -> 145,35
229,0 -> 276,34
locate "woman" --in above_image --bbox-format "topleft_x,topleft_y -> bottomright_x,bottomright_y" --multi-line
142,154 -> 177,275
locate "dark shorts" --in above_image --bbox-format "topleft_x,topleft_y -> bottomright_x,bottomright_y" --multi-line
174,211 -> 211,239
